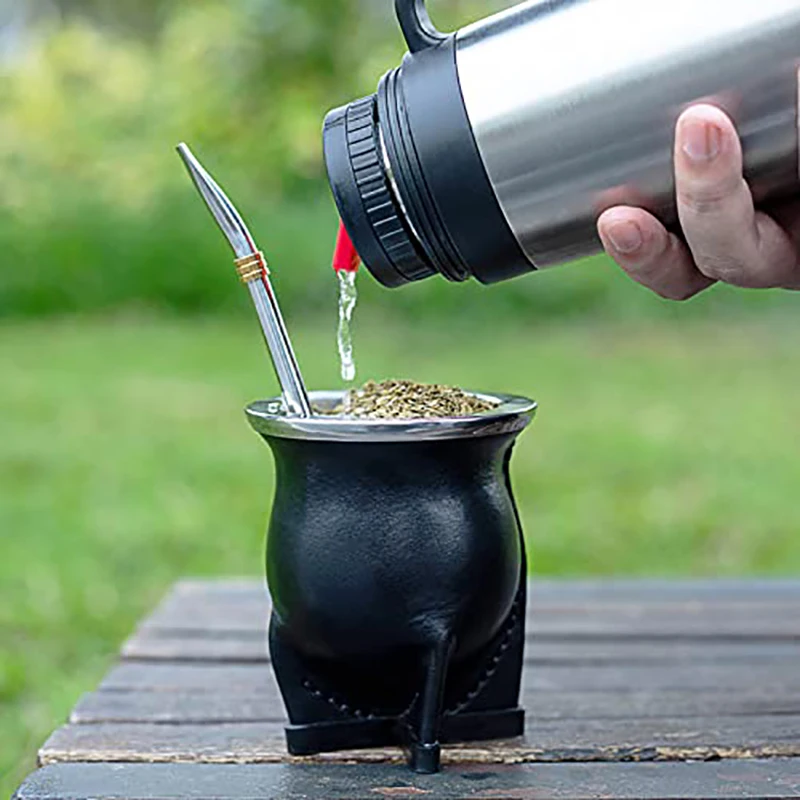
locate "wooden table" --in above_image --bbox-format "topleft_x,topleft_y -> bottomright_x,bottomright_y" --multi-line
13,579 -> 800,799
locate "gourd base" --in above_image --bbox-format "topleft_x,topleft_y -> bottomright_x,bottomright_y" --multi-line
270,575 -> 527,774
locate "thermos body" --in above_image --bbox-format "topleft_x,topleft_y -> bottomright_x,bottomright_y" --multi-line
457,0 -> 800,269
324,0 -> 800,288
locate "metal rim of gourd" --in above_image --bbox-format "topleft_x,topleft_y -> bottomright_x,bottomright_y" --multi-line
245,391 -> 537,442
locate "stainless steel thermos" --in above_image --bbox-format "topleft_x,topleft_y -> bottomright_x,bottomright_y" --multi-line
324,0 -> 800,287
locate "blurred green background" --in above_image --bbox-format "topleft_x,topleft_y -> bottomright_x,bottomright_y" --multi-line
1,1 -> 799,795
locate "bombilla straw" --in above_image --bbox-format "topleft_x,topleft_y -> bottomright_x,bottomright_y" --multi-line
177,143 -> 312,418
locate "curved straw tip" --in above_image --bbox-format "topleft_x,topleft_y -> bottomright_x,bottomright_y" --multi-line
176,142 -> 194,163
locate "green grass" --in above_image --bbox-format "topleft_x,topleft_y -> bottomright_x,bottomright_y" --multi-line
2,313 -> 800,795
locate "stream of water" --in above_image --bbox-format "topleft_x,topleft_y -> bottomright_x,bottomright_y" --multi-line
337,269 -> 358,383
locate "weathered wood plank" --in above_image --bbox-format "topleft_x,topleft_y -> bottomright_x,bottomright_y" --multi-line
141,590 -> 800,638
155,582 -> 800,614
100,660 -> 800,694
39,716 -> 800,766
121,631 -> 800,663
122,632 -> 269,662
15,761 -> 800,800
99,663 -> 276,693
140,603 -> 800,639
171,578 -> 800,602
71,685 -> 800,725
71,689 -> 286,724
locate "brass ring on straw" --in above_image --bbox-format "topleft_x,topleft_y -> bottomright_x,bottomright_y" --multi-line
235,251 -> 269,284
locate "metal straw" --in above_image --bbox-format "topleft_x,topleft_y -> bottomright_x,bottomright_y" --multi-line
177,143 -> 312,418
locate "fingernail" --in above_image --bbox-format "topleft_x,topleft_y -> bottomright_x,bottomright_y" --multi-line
606,220 -> 643,254
681,119 -> 721,163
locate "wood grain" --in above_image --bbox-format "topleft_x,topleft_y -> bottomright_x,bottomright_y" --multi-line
100,660 -> 800,694
140,591 -> 800,639
72,685 -> 800,725
15,760 -> 800,800
170,578 -> 800,601
121,631 -> 800,663
39,716 -> 800,766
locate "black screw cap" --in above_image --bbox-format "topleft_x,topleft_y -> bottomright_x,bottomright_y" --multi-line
324,96 -> 434,287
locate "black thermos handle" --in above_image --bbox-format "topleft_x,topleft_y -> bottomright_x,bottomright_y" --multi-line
395,0 -> 448,53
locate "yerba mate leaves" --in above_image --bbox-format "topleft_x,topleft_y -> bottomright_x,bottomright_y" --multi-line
333,380 -> 496,420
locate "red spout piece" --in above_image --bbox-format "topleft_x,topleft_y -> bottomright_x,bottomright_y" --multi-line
332,221 -> 361,273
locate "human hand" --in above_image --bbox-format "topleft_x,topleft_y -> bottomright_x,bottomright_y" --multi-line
597,104 -> 800,299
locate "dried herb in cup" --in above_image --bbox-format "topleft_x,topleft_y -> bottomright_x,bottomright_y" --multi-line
333,380 -> 496,419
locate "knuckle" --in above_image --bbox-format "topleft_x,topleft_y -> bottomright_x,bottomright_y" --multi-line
694,252 -> 745,283
680,187 -> 729,216
679,177 -> 744,216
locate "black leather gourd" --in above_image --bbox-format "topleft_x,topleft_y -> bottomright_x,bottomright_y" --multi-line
246,391 -> 536,773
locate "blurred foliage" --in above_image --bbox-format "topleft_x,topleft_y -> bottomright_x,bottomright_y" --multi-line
2,0 -> 391,204
0,0 -> 501,200
0,0 -> 797,320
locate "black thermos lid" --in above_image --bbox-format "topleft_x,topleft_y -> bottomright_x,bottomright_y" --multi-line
324,97 -> 435,287
322,1 -> 534,288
